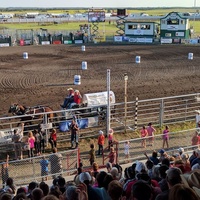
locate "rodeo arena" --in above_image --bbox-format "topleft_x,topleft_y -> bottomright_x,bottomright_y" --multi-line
0,8 -> 200,200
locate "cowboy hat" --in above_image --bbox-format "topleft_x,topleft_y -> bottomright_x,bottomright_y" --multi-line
181,170 -> 200,188
67,88 -> 73,91
193,187 -> 200,198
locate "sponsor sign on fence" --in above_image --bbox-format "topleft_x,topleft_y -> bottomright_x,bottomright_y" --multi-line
0,43 -> 9,47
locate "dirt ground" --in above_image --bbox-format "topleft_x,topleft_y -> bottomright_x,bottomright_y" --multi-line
0,43 -> 200,163
1,43 -> 200,117
0,44 -> 200,161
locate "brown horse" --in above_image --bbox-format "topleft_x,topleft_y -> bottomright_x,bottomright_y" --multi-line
8,103 -> 56,125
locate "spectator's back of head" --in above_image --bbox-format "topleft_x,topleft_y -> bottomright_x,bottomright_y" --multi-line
28,181 -> 38,191
166,167 -> 182,187
135,161 -> 147,173
42,195 -> 59,200
145,160 -> 154,170
159,165 -> 169,179
16,187 -> 27,195
103,174 -> 114,191
96,171 -> 107,188
52,147 -> 57,153
169,184 -> 199,200
110,167 -> 120,180
49,186 -> 62,199
108,180 -> 123,200
31,188 -> 44,200
64,185 -> 78,200
39,182 -> 49,196
0,193 -> 12,200
79,172 -> 92,185
161,158 -> 170,167
14,193 -> 28,200
131,180 -> 152,200
57,176 -> 66,187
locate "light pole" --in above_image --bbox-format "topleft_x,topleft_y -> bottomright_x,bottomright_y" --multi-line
107,69 -> 111,137
124,73 -> 128,133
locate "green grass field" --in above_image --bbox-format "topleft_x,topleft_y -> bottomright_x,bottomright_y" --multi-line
0,8 -> 200,36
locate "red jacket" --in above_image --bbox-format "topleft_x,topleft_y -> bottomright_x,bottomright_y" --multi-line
74,94 -> 82,104
98,135 -> 105,145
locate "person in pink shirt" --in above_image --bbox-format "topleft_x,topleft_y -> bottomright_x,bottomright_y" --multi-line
140,126 -> 148,148
108,129 -> 114,150
28,131 -> 35,158
162,125 -> 169,149
147,122 -> 156,146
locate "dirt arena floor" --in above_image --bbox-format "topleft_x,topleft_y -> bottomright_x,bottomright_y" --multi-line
0,43 -> 200,116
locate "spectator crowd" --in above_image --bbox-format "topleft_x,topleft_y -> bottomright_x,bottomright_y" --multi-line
0,145 -> 200,200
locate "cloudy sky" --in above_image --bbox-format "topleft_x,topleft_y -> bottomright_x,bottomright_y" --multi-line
0,0 -> 198,8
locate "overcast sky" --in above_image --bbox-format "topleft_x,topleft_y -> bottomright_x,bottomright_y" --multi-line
0,0 -> 199,8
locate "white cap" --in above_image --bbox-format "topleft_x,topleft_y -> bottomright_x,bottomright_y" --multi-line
79,172 -> 92,183
178,148 -> 184,153
99,130 -> 103,135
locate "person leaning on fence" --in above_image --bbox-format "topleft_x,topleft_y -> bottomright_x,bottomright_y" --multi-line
49,129 -> 57,149
12,123 -> 24,160
40,156 -> 49,181
147,122 -> 156,146
28,131 -> 35,158
141,126 -> 148,148
1,154 -> 9,186
108,147 -> 116,165
49,147 -> 63,179
89,143 -> 96,166
33,129 -> 41,156
69,119 -> 79,148
162,125 -> 169,149
124,141 -> 130,163
39,129 -> 46,153
108,129 -> 114,150
97,130 -> 105,155
191,131 -> 200,147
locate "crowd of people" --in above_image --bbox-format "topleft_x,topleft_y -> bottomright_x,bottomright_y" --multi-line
0,146 -> 200,200
2,107 -> 199,200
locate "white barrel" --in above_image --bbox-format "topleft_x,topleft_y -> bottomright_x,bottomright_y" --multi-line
23,52 -> 28,59
135,56 -> 141,63
81,61 -> 87,70
188,53 -> 193,60
74,75 -> 81,85
81,45 -> 85,51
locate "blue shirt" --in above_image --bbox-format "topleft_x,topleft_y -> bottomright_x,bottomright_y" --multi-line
40,159 -> 49,172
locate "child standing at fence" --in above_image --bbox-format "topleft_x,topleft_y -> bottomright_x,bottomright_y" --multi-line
162,125 -> 169,149
141,126 -> 148,148
1,154 -> 9,186
49,129 -> 57,149
108,129 -> 114,150
191,131 -> 200,147
97,130 -> 105,155
40,156 -> 49,181
108,147 -> 116,165
147,122 -> 156,146
124,141 -> 130,163
89,143 -> 96,166
28,131 -> 35,158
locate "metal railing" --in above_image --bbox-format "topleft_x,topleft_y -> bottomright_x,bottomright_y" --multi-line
0,93 -> 200,142
117,128 -> 199,164
0,148 -> 79,187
